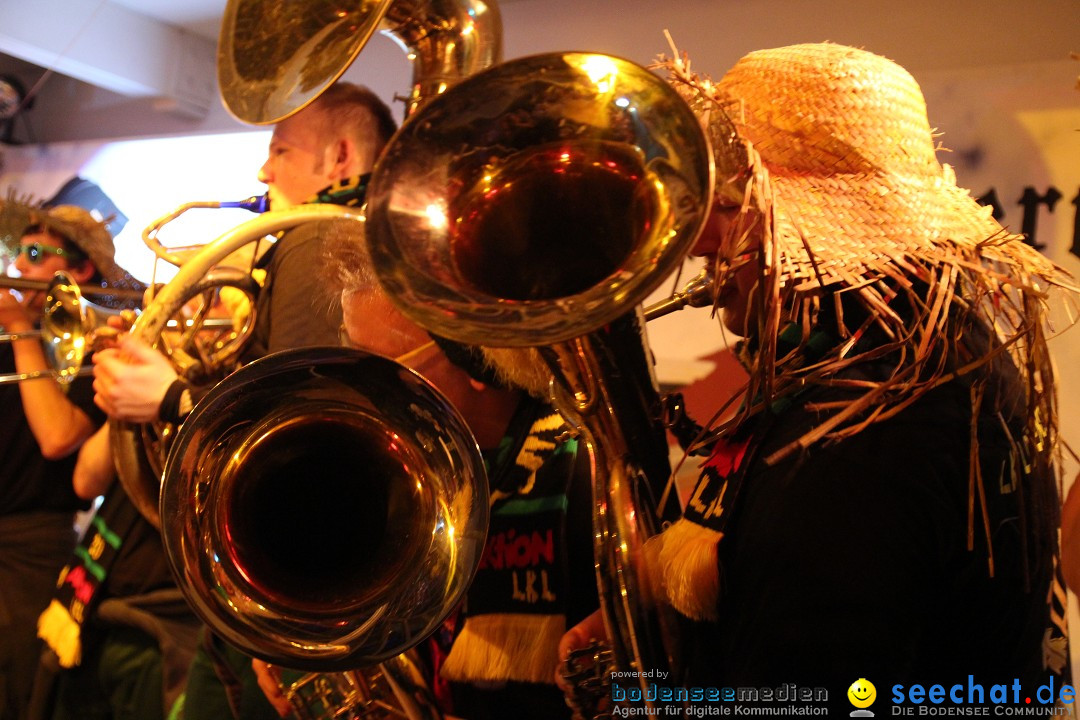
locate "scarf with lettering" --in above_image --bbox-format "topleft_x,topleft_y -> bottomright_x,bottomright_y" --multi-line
441,397 -> 583,685
646,323 -> 830,622
37,481 -> 143,667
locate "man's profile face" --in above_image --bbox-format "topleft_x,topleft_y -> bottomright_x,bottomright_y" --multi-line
258,109 -> 336,210
692,204 -> 761,337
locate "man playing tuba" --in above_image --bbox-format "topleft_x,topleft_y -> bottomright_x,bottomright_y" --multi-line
562,42 -> 1073,704
87,83 -> 398,720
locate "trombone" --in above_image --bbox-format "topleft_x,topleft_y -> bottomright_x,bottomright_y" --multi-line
0,273 -> 234,385
0,275 -> 145,303
0,271 -> 117,384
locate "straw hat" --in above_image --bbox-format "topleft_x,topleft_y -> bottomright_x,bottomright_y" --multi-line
0,195 -> 145,309
663,42 -> 1062,298
656,41 -> 1075,421
657,38 -> 1079,508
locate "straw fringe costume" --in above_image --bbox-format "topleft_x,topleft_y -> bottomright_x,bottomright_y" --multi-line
647,43 -> 1074,688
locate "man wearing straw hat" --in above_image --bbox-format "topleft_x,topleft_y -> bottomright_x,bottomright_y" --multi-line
561,43 -> 1073,702
0,200 -> 143,720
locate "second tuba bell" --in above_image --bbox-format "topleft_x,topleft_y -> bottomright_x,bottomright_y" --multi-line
160,346 -> 489,671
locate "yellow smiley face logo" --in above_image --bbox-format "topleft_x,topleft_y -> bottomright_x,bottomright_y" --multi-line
848,678 -> 876,708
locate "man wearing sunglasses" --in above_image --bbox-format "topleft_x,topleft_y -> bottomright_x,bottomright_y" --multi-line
0,202 -> 143,720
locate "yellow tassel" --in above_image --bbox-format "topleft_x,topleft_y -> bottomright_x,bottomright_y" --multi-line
642,533 -> 666,607
37,600 -> 82,668
652,518 -> 723,622
441,614 -> 565,685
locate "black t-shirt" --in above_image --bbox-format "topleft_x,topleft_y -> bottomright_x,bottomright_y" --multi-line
0,343 -> 99,515
101,494 -> 177,599
684,357 -> 1063,706
243,222 -> 343,364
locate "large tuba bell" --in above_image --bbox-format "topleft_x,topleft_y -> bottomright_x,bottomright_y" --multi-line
364,51 -> 714,705
159,345 -> 489,672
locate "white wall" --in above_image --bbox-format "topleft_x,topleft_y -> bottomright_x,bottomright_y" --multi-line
0,130 -> 271,283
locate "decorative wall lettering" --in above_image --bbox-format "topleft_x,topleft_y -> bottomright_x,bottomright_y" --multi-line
978,185 -> 1077,257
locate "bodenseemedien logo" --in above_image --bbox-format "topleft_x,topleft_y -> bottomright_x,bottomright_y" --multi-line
848,678 -> 876,717
609,679 -> 830,715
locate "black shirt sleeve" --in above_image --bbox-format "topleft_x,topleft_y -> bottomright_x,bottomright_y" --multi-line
700,381 -> 1056,690
263,222 -> 344,355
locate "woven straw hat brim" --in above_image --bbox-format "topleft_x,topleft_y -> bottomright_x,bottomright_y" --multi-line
766,169 -> 1058,296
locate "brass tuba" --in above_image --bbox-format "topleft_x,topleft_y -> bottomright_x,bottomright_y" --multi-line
364,51 -> 714,706
217,0 -> 502,124
113,2 -> 506,718
158,345 -> 489,675
126,207 -> 474,720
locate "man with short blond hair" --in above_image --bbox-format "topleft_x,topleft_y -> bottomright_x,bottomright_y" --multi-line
90,82 -> 399,720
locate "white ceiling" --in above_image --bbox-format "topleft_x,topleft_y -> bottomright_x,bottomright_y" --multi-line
0,0 -> 541,142
103,0 -> 532,41
0,0 -> 1077,145
108,0 -> 224,39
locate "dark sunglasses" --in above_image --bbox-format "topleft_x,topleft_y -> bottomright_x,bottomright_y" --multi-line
18,242 -> 85,265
